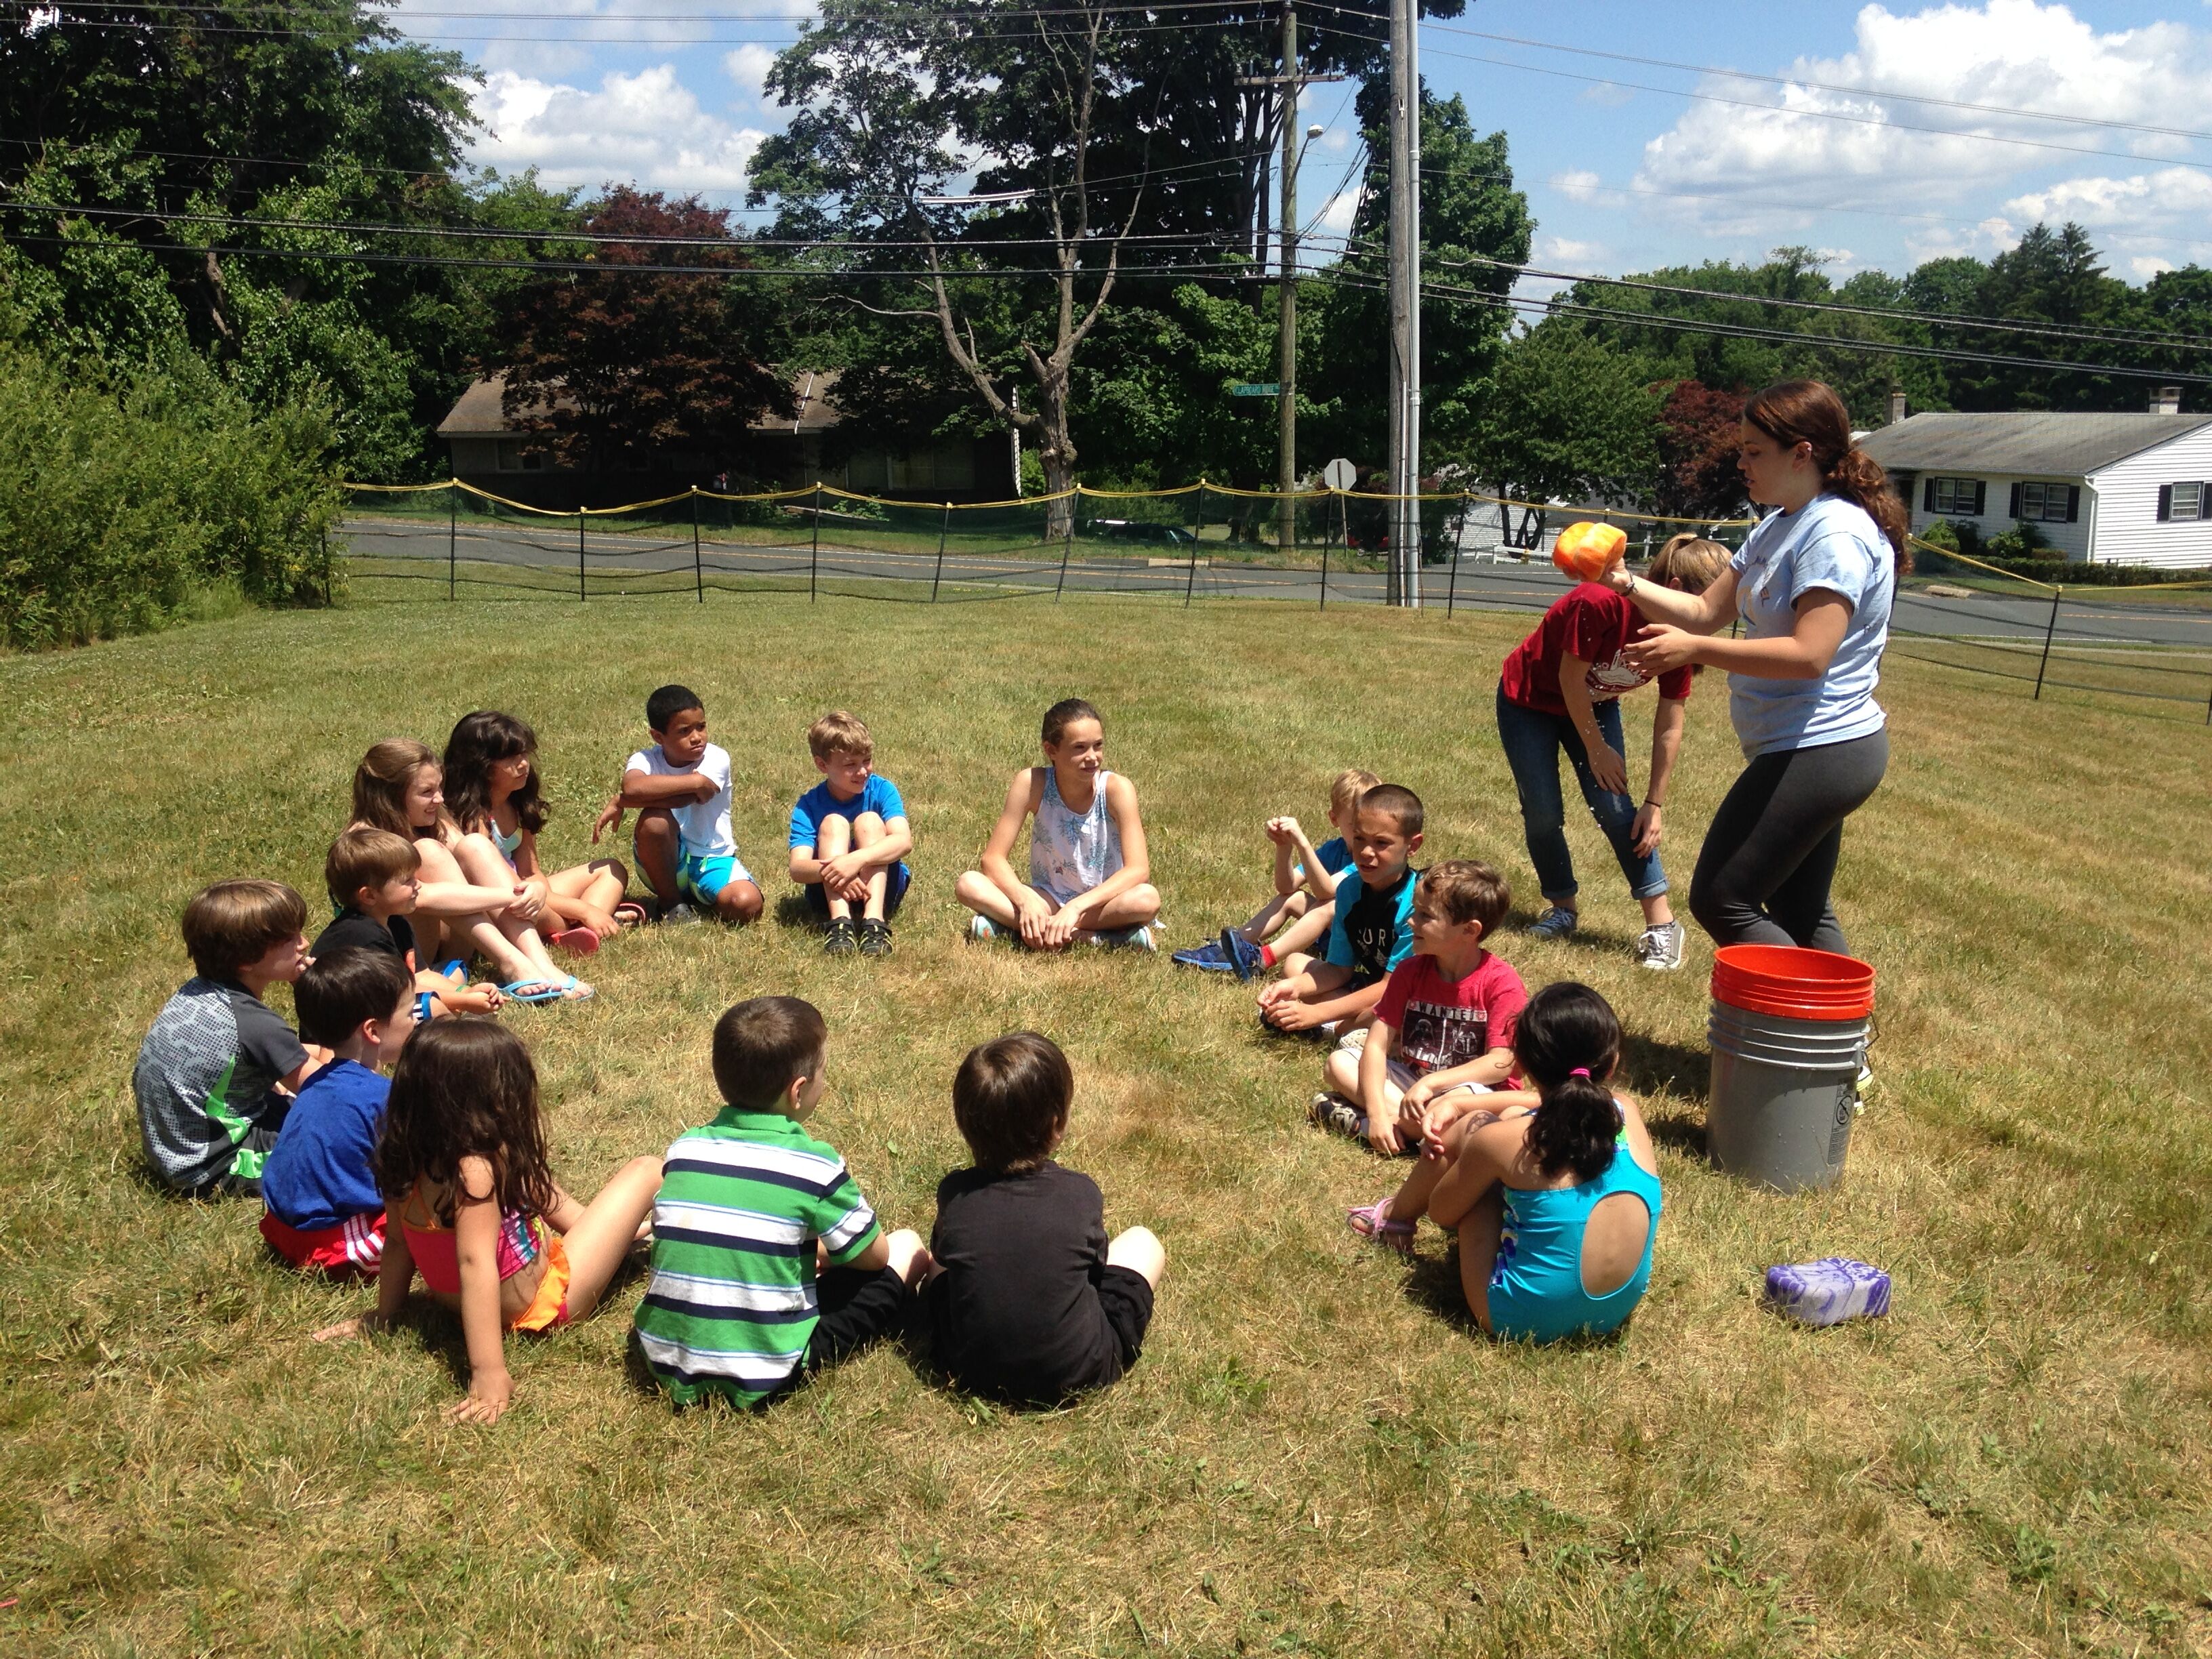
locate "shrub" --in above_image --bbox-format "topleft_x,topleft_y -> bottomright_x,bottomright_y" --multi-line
0,345 -> 342,649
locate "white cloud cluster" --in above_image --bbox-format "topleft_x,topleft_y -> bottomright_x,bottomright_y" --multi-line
470,66 -> 769,194
1631,1 -> 2212,255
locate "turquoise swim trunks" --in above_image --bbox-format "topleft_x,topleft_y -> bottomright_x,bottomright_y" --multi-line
678,846 -> 751,903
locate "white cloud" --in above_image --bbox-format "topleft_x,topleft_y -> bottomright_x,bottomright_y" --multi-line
2005,165 -> 2212,228
1578,81 -> 1635,109
2133,254 -> 2178,279
1633,2 -> 2212,235
1538,234 -> 1607,268
1552,169 -> 1603,203
724,43 -> 779,98
471,66 -> 769,193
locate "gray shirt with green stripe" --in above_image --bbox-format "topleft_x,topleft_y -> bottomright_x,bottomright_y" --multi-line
633,1106 -> 882,1407
133,977 -> 306,1192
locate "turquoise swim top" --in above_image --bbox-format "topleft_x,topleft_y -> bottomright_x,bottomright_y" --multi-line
492,821 -> 523,866
1488,1126 -> 1662,1345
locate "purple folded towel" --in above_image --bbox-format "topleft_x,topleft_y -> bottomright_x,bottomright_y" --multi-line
1763,1257 -> 1891,1326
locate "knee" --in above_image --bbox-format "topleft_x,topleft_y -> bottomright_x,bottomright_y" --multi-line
1324,1048 -> 1358,1091
634,811 -> 676,849
1108,1225 -> 1166,1284
851,811 -> 885,842
715,881 -> 763,924
592,857 -> 629,885
621,1153 -> 663,1186
1124,883 -> 1161,920
954,870 -> 991,905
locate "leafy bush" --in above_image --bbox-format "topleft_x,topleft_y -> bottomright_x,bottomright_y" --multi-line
0,344 -> 342,649
1982,518 -> 2049,560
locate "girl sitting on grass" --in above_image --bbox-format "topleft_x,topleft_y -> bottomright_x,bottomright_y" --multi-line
1357,981 -> 1661,1344
955,697 -> 1160,951
315,1018 -> 662,1423
444,710 -> 626,998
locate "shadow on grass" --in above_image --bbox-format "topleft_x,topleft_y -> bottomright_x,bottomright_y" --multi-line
773,893 -> 819,930
1399,1250 -> 1633,1351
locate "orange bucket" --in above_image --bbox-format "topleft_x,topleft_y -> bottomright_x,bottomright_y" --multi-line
1710,945 -> 1875,1021
1552,520 -> 1627,581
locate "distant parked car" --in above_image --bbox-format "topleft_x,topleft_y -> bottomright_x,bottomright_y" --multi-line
1090,518 -> 1195,546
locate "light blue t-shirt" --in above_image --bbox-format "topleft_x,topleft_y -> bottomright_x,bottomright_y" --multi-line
789,773 -> 910,882
1727,495 -> 1893,759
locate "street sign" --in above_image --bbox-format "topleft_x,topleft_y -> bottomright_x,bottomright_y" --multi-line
1322,457 -> 1356,491
1229,382 -> 1281,396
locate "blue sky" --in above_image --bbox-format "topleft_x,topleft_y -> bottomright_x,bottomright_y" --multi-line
407,0 -> 2212,285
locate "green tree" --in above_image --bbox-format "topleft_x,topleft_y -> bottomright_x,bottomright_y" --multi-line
1467,321 -> 1658,543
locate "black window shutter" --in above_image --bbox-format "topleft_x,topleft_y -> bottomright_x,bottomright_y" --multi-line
2009,482 -> 2023,518
1922,478 -> 1936,513
1973,480 -> 1987,516
2157,485 -> 2173,522
2065,485 -> 2079,523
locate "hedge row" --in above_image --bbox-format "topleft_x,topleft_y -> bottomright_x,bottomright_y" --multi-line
0,345 -> 343,649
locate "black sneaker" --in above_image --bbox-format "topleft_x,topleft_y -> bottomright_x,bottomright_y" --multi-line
823,916 -> 859,956
859,917 -> 893,958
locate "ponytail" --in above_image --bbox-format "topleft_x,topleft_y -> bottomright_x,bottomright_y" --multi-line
1743,380 -> 1912,577
1513,982 -> 1624,1184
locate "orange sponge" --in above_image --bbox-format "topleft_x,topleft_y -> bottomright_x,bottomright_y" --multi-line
1552,521 -> 1628,581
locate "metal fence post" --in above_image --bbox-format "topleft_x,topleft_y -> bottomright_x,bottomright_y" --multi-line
1055,491 -> 1074,602
447,485 -> 456,601
1318,501 -> 1331,611
321,525 -> 334,607
1185,482 -> 1205,608
2032,584 -> 2062,700
691,489 -> 704,602
810,484 -> 821,602
577,507 -> 586,602
932,499 -> 950,602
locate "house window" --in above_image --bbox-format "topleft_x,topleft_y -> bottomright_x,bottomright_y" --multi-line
1924,476 -> 1984,516
2159,481 -> 2207,522
2016,481 -> 2074,523
493,438 -> 544,472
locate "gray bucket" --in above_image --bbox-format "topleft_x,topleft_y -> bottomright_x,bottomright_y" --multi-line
1706,1001 -> 1870,1192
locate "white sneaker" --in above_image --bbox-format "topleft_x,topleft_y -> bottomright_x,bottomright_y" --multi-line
1634,920 -> 1685,970
664,902 -> 702,926
968,914 -> 1002,943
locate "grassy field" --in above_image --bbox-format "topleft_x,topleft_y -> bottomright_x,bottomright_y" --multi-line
3,590 -> 2209,1658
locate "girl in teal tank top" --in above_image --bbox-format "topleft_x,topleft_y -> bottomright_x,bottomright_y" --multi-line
1425,983 -> 1661,1344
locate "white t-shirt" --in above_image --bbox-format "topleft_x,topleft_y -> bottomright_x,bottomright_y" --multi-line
1728,494 -> 1893,759
625,742 -> 737,857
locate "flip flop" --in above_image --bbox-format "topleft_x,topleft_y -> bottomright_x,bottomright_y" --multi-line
611,901 -> 650,928
1347,1198 -> 1414,1256
548,925 -> 600,957
499,979 -> 567,1005
556,975 -> 595,1002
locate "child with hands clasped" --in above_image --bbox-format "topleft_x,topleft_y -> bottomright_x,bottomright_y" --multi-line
1357,982 -> 1663,1345
956,698 -> 1160,951
595,684 -> 763,927
1317,860 -> 1528,1164
788,711 -> 914,958
314,1019 -> 662,1422
1174,768 -> 1379,979
312,828 -> 502,1016
1256,783 -> 1423,1035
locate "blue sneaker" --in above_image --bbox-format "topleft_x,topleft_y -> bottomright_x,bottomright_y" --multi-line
1218,928 -> 1265,981
1172,939 -> 1237,972
1525,905 -> 1579,941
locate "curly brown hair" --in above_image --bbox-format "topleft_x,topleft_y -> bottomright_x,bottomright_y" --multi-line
373,1017 -> 557,1223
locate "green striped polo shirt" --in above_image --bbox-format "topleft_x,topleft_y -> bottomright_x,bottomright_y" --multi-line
632,1106 -> 881,1407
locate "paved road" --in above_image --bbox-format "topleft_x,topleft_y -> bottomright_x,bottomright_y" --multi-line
341,517 -> 2212,652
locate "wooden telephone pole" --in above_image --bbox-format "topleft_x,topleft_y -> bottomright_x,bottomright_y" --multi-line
1387,0 -> 1421,604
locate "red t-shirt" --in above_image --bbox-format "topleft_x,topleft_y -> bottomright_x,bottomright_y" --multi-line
1374,951 -> 1529,1078
1498,583 -> 1694,718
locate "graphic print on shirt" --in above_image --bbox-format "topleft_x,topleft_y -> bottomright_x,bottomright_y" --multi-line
1397,1001 -> 1491,1075
1584,649 -> 1651,701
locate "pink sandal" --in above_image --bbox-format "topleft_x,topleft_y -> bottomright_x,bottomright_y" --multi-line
548,924 -> 600,957
1347,1197 -> 1414,1256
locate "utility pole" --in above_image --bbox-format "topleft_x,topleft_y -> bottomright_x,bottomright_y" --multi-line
1387,0 -> 1422,605
1240,22 -> 1341,555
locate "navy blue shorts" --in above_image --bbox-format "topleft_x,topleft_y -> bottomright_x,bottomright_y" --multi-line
802,861 -> 910,918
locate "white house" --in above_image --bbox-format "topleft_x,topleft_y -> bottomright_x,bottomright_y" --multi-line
1857,390 -> 2212,568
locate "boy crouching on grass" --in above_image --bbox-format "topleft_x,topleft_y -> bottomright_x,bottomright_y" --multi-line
594,684 -> 762,926
632,996 -> 930,1408
787,710 -> 914,958
1257,783 -> 1424,1038
922,1032 -> 1164,1406
1316,861 -> 1527,1178
258,948 -> 419,1274
134,880 -> 323,1197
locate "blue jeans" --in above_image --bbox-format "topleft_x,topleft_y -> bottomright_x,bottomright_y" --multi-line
1494,683 -> 1667,904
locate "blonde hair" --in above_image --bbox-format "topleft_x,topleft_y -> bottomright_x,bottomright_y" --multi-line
1647,533 -> 1729,594
807,710 -> 874,761
1329,768 -> 1383,819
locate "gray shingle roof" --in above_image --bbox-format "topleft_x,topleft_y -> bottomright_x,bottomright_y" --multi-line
436,370 -> 844,437
1857,411 -> 2212,478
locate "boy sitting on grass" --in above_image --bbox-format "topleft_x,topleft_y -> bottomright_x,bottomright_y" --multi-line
312,827 -> 501,1016
1174,767 -> 1378,979
632,996 -> 930,1408
787,710 -> 914,958
1256,783 -> 1424,1038
1314,861 -> 1528,1175
134,879 -> 323,1197
594,684 -> 763,926
922,1031 -> 1164,1406
259,947 -> 418,1275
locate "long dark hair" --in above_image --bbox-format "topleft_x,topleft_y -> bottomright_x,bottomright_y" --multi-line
442,710 -> 547,834
1513,982 -> 1626,1183
373,1017 -> 557,1223
1743,379 -> 1912,576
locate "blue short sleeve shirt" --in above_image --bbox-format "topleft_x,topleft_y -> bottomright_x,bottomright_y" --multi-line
1728,494 -> 1894,758
260,1059 -> 389,1231
1323,865 -> 1418,986
789,774 -> 911,881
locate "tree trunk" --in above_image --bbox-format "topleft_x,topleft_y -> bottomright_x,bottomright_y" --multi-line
1033,367 -> 1078,540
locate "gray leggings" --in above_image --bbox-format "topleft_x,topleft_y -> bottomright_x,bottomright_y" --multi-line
1689,729 -> 1889,954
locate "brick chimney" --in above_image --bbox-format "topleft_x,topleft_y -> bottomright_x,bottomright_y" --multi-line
2151,385 -> 2182,415
1889,390 -> 1907,425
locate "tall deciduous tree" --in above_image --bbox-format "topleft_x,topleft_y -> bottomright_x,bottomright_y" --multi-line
1468,321 -> 1658,544
1654,380 -> 1747,523
494,188 -> 792,480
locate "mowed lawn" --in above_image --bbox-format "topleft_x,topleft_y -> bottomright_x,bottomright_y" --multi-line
1,588 -> 2209,1659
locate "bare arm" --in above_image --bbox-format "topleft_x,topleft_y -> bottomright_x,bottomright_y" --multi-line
1633,697 -> 1688,857
1557,652 -> 1629,797
449,1164 -> 515,1423
1607,564 -> 1739,635
979,769 -> 1046,909
1625,592 -> 1852,681
615,771 -> 717,807
1429,1119 -> 1519,1232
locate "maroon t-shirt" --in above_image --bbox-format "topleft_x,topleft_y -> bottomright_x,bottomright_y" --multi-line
1374,951 -> 1529,1080
1498,583 -> 1694,718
